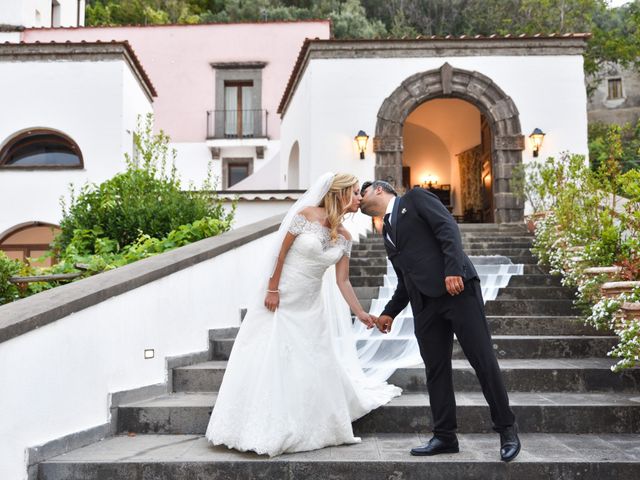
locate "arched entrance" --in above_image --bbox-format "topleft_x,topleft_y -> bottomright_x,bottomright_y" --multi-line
287,141 -> 300,189
374,63 -> 525,223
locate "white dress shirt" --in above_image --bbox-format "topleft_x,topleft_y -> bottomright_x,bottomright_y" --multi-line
385,196 -> 396,245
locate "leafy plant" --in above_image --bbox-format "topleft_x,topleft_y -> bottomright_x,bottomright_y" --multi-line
55,114 -> 231,253
603,286 -> 640,372
0,114 -> 235,307
0,252 -> 20,304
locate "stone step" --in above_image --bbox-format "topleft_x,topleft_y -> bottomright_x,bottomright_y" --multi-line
38,433 -> 640,480
350,257 -> 548,275
349,265 -> 388,277
388,359 -> 640,393
350,273 -> 563,288
353,244 -> 534,254
357,335 -> 617,359
361,297 -> 576,317
353,392 -> 640,434
350,275 -> 385,287
210,315 -> 613,360
209,335 -> 614,362
116,392 -> 640,435
481,316 -> 608,336
464,242 -> 533,250
465,250 -> 535,259
354,286 -> 381,300
507,275 -> 562,287
208,319 -> 609,361
174,358 -> 639,394
485,299 -> 579,316
457,224 -> 529,231
496,286 -> 575,300
357,241 -> 534,251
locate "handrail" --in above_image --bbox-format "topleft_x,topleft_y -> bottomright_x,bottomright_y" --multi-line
0,214 -> 283,344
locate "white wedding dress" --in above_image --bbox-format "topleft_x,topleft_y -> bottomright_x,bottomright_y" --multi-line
206,214 -> 401,456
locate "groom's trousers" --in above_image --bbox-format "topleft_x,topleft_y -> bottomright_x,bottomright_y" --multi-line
414,278 -> 515,440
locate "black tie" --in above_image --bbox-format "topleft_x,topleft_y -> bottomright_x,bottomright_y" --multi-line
383,213 -> 392,234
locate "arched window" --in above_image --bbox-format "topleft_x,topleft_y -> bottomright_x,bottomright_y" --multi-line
0,222 -> 61,266
0,129 -> 83,169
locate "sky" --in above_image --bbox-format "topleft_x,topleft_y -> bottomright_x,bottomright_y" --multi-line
608,0 -> 631,7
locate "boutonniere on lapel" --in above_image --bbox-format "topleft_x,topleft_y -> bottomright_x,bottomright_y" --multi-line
401,208 -> 407,215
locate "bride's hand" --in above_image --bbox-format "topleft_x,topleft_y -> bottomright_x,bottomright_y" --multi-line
356,312 -> 375,329
264,291 -> 279,312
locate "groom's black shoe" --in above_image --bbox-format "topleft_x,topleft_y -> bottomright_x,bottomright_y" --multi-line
410,436 -> 459,456
499,426 -> 521,462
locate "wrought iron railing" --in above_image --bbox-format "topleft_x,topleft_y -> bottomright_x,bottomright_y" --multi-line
206,109 -> 268,139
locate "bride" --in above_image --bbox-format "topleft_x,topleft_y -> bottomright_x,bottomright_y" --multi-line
206,172 -> 401,456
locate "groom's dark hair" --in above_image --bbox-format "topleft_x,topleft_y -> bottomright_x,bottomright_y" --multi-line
361,180 -> 398,197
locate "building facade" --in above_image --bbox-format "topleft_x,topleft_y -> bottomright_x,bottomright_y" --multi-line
0,42 -> 154,260
22,21 -> 331,189
278,36 -> 590,222
588,64 -> 640,126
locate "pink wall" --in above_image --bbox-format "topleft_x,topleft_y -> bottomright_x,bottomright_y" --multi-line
23,21 -> 330,142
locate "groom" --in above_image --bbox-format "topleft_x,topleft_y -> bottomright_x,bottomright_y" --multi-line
359,180 -> 520,462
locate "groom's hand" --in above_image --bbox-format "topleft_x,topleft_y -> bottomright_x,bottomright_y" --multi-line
376,315 -> 394,334
445,276 -> 465,295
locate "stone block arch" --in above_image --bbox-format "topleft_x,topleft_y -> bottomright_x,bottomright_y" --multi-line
374,63 -> 524,223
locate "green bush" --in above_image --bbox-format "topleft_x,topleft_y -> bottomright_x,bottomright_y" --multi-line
0,252 -> 20,304
55,114 -> 231,253
588,121 -> 640,174
0,114 -> 235,307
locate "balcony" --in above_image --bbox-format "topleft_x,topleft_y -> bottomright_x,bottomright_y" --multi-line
206,109 -> 268,140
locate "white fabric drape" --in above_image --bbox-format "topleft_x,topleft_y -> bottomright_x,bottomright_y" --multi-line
224,86 -> 237,136
352,255 -> 524,383
242,86 -> 253,137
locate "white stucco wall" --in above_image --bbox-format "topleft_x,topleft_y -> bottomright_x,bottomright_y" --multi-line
280,55 -> 589,190
172,140 -> 281,189
0,232 -> 274,480
0,0 -> 85,28
0,58 -> 152,235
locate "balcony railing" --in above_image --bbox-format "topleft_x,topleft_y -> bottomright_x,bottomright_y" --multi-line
206,109 -> 268,139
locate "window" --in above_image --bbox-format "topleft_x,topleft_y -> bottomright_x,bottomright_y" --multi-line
608,78 -> 623,99
0,130 -> 83,169
210,64 -> 265,139
224,81 -> 254,138
223,158 -> 253,188
51,0 -> 61,28
0,222 -> 61,267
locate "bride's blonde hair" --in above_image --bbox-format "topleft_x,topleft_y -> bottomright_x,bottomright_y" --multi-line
321,173 -> 359,242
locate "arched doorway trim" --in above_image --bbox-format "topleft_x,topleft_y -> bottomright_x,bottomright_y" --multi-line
374,63 -> 525,223
287,141 -> 300,189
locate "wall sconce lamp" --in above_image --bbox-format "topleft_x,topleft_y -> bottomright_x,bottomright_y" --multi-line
422,174 -> 438,189
355,130 -> 369,159
529,128 -> 545,157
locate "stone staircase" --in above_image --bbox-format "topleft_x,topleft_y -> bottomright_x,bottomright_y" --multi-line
38,224 -> 640,479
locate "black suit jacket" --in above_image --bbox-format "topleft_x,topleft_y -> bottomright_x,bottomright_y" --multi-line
380,187 -> 478,319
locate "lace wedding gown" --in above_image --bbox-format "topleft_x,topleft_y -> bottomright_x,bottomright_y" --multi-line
205,215 -> 401,456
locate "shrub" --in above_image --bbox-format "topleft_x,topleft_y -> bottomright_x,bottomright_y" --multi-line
0,252 -> 20,304
55,114 -> 231,253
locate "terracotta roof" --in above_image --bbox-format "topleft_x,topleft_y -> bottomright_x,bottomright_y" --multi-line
25,19 -> 331,31
216,190 -> 304,201
277,33 -> 591,115
0,40 -> 157,98
0,24 -> 24,32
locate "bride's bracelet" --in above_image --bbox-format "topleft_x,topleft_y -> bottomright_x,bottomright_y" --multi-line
267,289 -> 280,293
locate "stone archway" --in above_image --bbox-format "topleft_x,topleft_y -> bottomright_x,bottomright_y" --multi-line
374,63 -> 524,223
